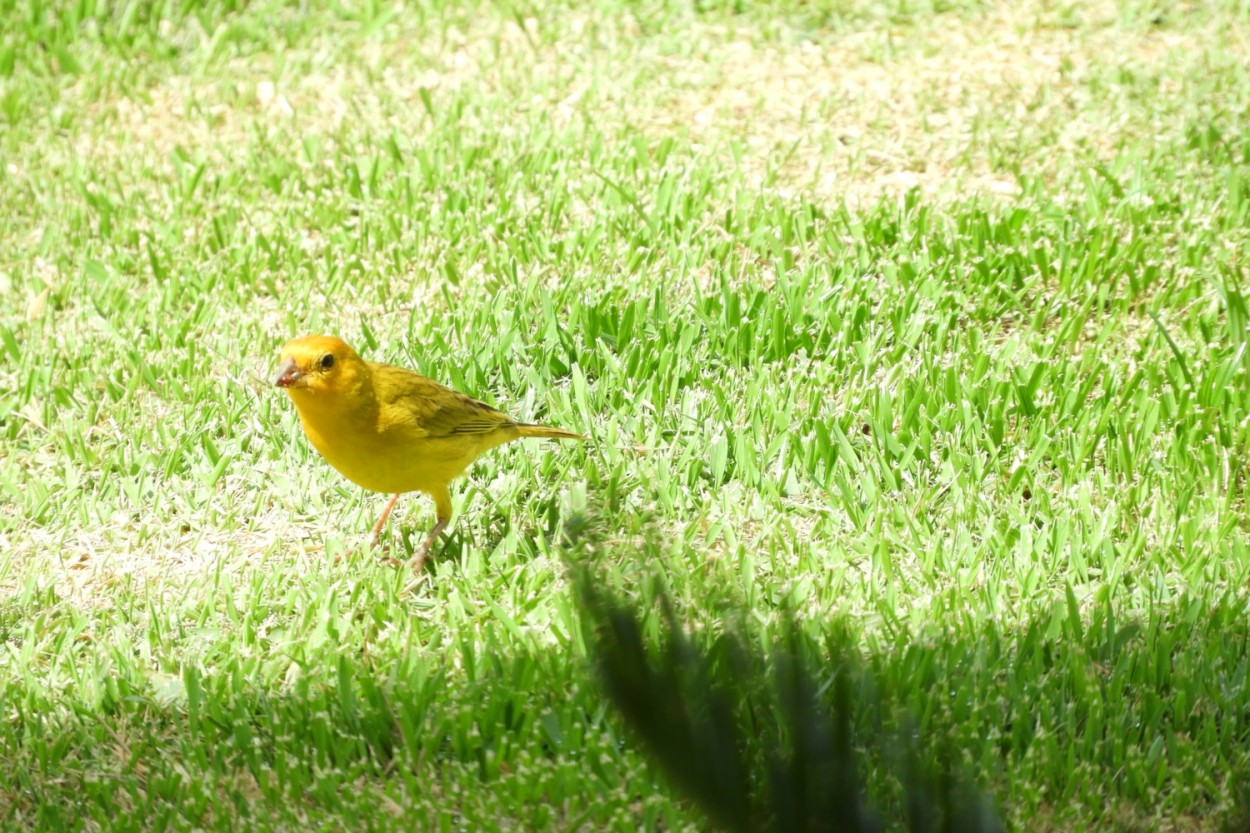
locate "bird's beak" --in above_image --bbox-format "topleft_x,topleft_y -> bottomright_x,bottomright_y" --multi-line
272,358 -> 303,388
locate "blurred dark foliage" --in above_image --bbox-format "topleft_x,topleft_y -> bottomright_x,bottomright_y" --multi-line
1226,787 -> 1250,833
573,573 -> 1002,833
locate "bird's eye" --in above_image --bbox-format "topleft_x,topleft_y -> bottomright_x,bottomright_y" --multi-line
320,354 -> 335,370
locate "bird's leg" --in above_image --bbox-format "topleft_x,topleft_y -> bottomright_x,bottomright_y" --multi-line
412,487 -> 453,573
370,493 -> 403,547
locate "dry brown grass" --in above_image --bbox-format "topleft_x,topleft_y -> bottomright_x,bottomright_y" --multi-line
31,0 -> 1248,209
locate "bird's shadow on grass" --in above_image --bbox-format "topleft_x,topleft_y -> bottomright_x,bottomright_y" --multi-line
390,490 -> 578,570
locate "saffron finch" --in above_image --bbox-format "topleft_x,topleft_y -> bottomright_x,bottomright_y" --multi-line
273,334 -> 586,569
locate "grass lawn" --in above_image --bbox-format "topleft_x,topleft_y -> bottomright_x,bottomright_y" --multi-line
3,0 -> 1250,829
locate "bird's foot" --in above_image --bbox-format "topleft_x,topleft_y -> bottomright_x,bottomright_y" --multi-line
411,519 -> 448,574
363,529 -> 405,566
410,540 -> 433,574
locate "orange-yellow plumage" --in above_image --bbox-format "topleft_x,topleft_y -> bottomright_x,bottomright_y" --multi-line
273,334 -> 585,569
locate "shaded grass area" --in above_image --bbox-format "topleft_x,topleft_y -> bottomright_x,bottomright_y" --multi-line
3,559 -> 1248,830
3,0 -> 1250,829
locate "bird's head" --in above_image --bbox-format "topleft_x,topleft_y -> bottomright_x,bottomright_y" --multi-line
273,335 -> 365,398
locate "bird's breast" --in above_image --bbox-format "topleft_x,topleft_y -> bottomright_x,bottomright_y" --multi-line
298,410 -> 488,496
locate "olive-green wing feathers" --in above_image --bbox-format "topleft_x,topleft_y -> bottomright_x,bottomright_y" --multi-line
372,362 -> 516,437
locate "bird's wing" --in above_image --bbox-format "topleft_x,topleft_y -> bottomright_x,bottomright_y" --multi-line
372,363 -> 515,438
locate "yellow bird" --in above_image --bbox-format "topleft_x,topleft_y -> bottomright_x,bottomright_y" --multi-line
273,334 -> 586,568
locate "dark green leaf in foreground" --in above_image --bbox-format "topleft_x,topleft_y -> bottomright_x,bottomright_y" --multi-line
575,572 -> 1001,833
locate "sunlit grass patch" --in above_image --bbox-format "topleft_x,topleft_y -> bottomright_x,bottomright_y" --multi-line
2,0 -> 1250,830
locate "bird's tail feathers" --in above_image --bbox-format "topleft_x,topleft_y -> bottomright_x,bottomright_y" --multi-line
515,423 -> 588,441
